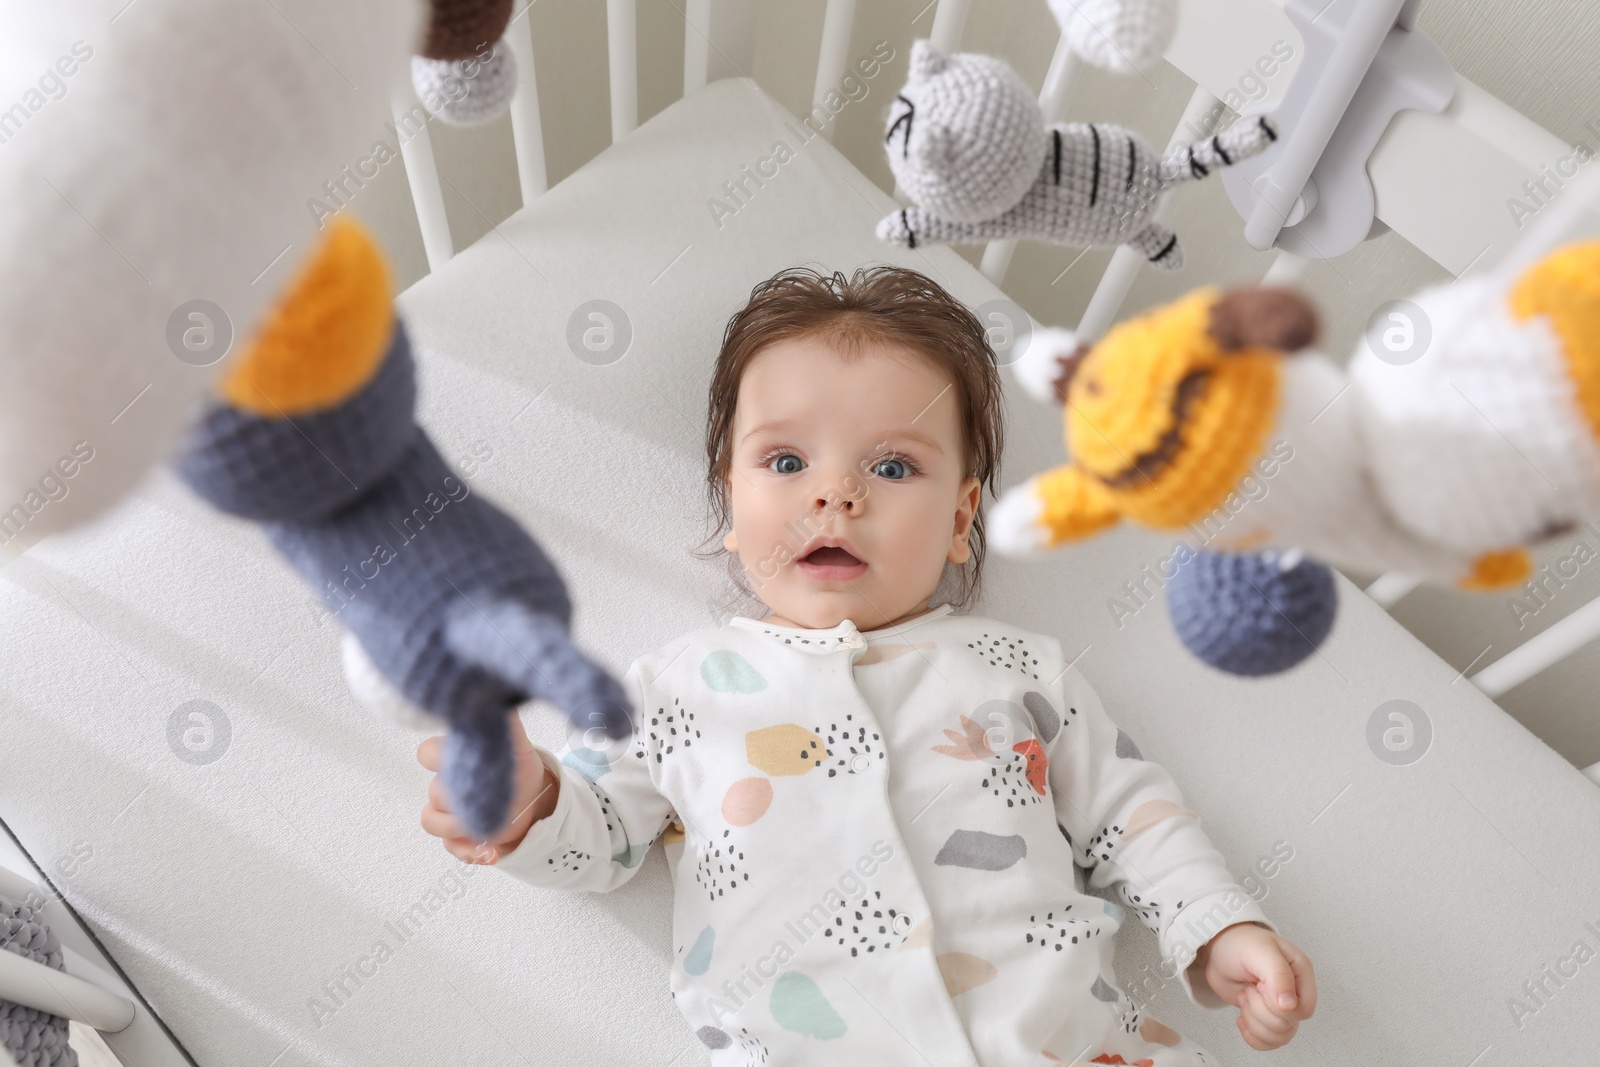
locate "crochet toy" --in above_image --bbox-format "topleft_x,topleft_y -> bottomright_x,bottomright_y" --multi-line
175,217 -> 633,840
876,40 -> 1279,271
1165,548 -> 1338,676
0,0 -> 421,551
991,242 -> 1600,593
0,895 -> 75,1067
1045,0 -> 1178,74
412,0 -> 519,127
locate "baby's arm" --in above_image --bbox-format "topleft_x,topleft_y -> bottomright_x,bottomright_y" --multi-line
487,658 -> 676,894
1045,666 -> 1276,1009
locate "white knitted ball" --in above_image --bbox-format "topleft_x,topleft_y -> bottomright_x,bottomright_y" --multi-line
411,41 -> 517,128
342,630 -> 446,731
885,40 -> 1047,224
1048,0 -> 1178,74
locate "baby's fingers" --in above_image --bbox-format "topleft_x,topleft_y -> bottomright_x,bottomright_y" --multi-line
1236,984 -> 1297,1050
416,734 -> 443,771
421,800 -> 471,842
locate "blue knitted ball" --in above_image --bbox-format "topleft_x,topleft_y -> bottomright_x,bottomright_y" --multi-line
1165,549 -> 1337,677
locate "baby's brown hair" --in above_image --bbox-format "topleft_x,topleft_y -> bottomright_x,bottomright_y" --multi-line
701,265 -> 1006,609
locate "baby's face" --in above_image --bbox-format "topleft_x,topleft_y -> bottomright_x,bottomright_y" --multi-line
722,334 -> 980,630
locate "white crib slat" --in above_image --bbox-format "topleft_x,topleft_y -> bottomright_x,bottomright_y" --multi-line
0,946 -> 135,1032
1473,596 -> 1600,697
929,0 -> 971,54
683,0 -> 711,96
1364,572 -> 1423,608
391,90 -> 454,272
505,8 -> 547,204
981,35 -> 1082,283
607,0 -> 638,142
1072,86 -> 1222,340
811,0 -> 858,143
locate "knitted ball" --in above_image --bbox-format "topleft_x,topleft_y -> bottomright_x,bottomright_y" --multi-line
411,44 -> 517,128
0,897 -> 77,1067
885,40 -> 1046,224
1165,549 -> 1337,676
1048,0 -> 1179,74
422,0 -> 514,60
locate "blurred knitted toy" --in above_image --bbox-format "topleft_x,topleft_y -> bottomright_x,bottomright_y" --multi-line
1045,0 -> 1178,73
875,40 -> 1278,271
412,0 -> 518,126
986,253 -> 1600,589
1165,547 -> 1338,676
0,896 -> 75,1067
0,0 -> 421,551
175,217 -> 632,840
1348,240 -> 1600,560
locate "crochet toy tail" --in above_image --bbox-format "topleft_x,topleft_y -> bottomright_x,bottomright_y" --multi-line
439,707 -> 515,843
1158,114 -> 1279,189
439,598 -> 632,837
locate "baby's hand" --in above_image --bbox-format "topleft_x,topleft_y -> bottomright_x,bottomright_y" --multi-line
416,709 -> 556,865
1195,920 -> 1316,1050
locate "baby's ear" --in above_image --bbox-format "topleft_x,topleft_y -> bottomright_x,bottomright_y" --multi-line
1012,326 -> 1090,405
909,38 -> 947,82
1207,287 -> 1319,353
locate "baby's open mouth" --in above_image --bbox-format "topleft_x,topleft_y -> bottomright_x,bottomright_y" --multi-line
797,544 -> 868,580
802,546 -> 863,566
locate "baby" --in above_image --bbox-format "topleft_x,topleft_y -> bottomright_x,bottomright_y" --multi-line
416,266 -> 1316,1065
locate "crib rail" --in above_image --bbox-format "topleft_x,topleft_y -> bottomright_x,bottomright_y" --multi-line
385,0 -> 1600,768
0,865 -> 136,1034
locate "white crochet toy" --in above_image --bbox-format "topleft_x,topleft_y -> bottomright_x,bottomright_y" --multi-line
0,0 -> 421,555
990,240 -> 1600,591
1046,0 -> 1179,73
876,40 -> 1278,271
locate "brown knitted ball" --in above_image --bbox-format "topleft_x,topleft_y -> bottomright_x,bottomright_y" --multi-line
422,0 -> 514,60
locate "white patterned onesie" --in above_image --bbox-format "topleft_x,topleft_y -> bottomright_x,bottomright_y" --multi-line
495,603 -> 1277,1065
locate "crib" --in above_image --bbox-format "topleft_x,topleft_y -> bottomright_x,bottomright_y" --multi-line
2,1 -> 1599,1064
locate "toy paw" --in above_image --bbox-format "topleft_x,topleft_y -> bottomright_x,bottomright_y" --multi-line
1012,326 -> 1086,405
1049,0 -> 1178,73
989,481 -> 1052,556
412,42 -> 518,127
1458,548 -> 1533,591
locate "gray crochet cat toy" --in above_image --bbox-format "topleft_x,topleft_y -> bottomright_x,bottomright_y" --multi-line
877,40 -> 1278,270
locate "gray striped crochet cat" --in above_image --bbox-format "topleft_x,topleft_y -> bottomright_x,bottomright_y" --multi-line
877,39 -> 1278,271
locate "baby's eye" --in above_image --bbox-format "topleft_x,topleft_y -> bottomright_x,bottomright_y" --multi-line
767,453 -> 804,474
872,456 -> 917,480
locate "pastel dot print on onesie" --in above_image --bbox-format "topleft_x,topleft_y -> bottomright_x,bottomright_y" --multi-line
810,712 -> 885,777
641,696 -> 700,765
966,629 -> 1042,679
1023,904 -> 1109,953
823,887 -> 919,958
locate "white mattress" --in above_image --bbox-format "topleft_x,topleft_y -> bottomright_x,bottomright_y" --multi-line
2,77 -> 1597,1065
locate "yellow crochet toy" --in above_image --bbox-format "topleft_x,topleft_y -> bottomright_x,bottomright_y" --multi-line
990,241 -> 1600,590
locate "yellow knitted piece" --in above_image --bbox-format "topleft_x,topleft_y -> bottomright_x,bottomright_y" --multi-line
1032,465 -> 1121,545
218,216 -> 394,418
1065,288 -> 1282,530
1458,547 -> 1533,590
1508,239 -> 1600,445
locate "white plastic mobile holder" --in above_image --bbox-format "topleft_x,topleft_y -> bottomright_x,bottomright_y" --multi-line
1222,0 -> 1456,258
